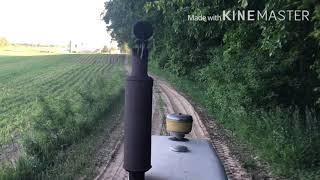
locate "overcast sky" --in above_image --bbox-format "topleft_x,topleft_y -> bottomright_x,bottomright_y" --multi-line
0,0 -> 117,49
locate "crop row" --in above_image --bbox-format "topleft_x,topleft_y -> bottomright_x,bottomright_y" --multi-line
0,54 -> 127,145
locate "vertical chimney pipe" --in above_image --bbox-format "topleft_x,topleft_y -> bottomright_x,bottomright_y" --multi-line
123,21 -> 153,180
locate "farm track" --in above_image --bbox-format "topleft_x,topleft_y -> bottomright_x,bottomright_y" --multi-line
1,54 -> 250,179
95,72 -> 250,180
154,77 -> 250,180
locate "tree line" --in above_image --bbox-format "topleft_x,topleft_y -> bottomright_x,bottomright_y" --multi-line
104,0 -> 320,178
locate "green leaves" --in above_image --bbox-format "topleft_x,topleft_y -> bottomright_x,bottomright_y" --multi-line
311,5 -> 320,40
239,0 -> 248,8
105,1 -> 320,177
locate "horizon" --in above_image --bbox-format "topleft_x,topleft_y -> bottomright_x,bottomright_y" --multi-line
0,0 -> 117,50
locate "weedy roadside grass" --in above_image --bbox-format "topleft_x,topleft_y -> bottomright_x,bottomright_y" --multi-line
149,61 -> 320,180
0,92 -> 124,179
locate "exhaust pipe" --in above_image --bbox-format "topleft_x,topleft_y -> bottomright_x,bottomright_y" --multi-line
123,21 -> 153,180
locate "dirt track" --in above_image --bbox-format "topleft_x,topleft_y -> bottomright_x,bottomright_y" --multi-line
94,75 -> 250,180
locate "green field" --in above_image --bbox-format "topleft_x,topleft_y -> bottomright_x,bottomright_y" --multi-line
0,54 -> 126,178
0,45 -> 65,56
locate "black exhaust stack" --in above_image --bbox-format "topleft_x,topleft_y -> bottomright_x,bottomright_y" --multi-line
124,21 -> 153,180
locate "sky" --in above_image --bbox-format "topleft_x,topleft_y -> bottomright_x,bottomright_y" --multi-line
0,0 -> 117,50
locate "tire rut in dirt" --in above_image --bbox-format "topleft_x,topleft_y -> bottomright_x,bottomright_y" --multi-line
154,76 -> 250,180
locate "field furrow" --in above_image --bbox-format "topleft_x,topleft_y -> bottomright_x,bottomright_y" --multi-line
0,54 -> 126,146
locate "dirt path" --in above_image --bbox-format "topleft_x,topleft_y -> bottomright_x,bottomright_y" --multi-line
94,78 -> 162,180
95,75 -> 250,180
154,77 -> 250,180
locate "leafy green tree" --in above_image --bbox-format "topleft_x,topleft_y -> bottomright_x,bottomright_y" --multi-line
101,45 -> 111,53
104,0 -> 320,177
0,37 -> 9,47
